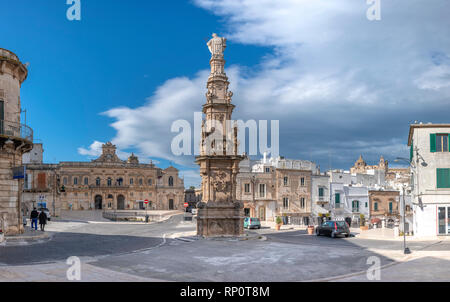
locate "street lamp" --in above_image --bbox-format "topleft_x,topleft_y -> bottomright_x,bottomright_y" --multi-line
394,157 -> 412,255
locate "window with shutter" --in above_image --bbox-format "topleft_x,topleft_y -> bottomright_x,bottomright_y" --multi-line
37,173 -> 46,190
410,142 -> 413,162
437,168 -> 450,188
430,134 -> 436,152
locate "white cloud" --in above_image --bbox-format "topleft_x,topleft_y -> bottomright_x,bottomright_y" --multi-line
78,141 -> 104,158
80,0 -> 450,175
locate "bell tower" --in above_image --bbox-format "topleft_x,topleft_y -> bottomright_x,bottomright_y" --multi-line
195,34 -> 244,237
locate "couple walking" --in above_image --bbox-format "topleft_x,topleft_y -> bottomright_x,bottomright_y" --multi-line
29,208 -> 48,231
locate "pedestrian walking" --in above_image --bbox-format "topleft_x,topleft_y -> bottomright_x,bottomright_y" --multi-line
30,208 -> 39,231
38,210 -> 48,232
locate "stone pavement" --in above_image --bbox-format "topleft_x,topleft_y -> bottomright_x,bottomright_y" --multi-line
2,226 -> 49,246
0,260 -> 163,282
352,227 -> 450,241
334,251 -> 450,282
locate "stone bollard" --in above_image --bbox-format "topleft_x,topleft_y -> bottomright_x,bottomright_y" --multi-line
393,226 -> 399,237
382,219 -> 386,229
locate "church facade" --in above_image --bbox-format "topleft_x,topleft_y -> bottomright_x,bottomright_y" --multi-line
22,142 -> 185,216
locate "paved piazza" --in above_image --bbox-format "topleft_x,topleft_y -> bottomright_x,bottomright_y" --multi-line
0,211 -> 449,282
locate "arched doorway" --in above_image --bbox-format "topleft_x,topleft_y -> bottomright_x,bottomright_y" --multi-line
95,195 -> 103,210
117,195 -> 125,210
169,199 -> 174,210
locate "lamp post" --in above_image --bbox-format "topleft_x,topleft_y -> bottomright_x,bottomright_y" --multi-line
394,158 -> 412,255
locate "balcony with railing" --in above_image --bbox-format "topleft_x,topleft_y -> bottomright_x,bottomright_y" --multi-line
0,120 -> 33,143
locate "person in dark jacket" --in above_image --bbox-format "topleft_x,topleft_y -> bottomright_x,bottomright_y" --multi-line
38,211 -> 48,232
30,208 -> 39,231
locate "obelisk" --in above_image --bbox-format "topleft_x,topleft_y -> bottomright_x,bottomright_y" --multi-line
195,34 -> 244,237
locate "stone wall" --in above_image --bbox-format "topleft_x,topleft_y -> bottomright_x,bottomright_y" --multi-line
0,142 -> 24,235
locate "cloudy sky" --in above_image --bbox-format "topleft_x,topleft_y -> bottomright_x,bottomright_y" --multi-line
2,0 -> 450,187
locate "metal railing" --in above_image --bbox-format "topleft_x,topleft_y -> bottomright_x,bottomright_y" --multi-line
0,120 -> 33,142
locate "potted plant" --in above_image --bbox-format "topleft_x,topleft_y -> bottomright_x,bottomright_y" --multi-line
360,214 -> 369,231
275,216 -> 283,230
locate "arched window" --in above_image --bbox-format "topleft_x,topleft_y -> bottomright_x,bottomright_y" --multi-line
74,177 -> 78,185
107,178 -> 112,187
96,178 -> 101,186
148,179 -> 153,186
84,177 -> 89,185
63,177 -> 68,185
168,176 -> 174,187
139,178 -> 143,186
117,178 -> 123,186
130,178 -> 134,185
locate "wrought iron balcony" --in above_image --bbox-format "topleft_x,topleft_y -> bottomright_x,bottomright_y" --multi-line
0,120 -> 33,143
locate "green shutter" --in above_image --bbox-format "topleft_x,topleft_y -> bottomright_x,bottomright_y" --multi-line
335,193 -> 340,203
430,134 -> 436,152
410,142 -> 413,162
437,168 -> 450,188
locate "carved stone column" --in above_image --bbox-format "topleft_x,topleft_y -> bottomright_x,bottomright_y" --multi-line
196,34 -> 244,237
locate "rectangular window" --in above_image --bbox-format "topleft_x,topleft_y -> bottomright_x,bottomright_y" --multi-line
37,173 -> 46,190
374,202 -> 378,211
244,183 -> 250,193
74,177 -> 78,185
335,193 -> 340,204
284,177 -> 288,186
300,198 -> 305,209
389,202 -> 393,213
283,197 -> 289,209
431,133 -> 450,153
259,184 -> 266,198
265,167 -> 270,173
437,168 -> 450,188
318,188 -> 324,197
301,178 -> 305,186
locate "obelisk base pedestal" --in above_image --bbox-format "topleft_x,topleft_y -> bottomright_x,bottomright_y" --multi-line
196,201 -> 244,237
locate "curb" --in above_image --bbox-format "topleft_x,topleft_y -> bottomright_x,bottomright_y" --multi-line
3,232 -> 51,246
306,254 -> 414,282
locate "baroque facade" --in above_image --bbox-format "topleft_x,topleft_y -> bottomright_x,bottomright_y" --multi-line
22,142 -> 185,216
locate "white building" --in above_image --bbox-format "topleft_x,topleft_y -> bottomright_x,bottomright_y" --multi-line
311,173 -> 330,222
408,123 -> 450,237
330,183 -> 370,225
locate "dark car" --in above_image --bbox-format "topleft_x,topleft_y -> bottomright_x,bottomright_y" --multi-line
316,220 -> 350,238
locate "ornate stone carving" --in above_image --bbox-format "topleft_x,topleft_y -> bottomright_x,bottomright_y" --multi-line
207,33 -> 227,57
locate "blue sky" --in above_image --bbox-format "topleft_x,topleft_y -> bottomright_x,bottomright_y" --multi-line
2,0 -> 450,187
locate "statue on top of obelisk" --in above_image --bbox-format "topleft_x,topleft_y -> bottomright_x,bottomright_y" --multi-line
207,33 -> 227,57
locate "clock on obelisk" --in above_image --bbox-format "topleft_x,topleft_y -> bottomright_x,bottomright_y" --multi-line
195,34 -> 245,237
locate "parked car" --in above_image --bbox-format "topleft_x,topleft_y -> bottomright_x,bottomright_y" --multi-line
38,208 -> 51,221
244,217 -> 261,229
316,220 -> 350,238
